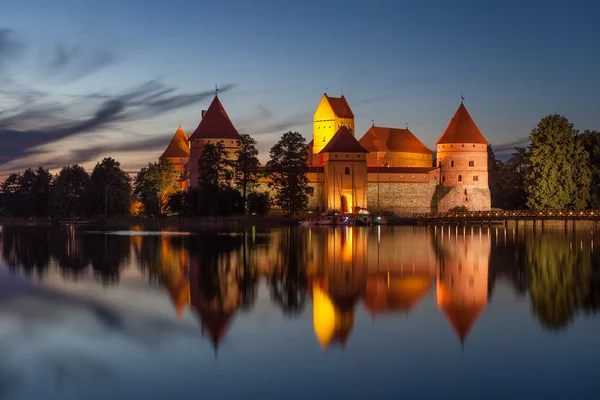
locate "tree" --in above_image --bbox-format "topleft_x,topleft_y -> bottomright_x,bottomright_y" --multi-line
266,131 -> 314,216
1,173 -> 22,216
233,133 -> 260,213
196,142 -> 235,216
526,114 -> 590,210
487,145 -> 503,208
496,147 -> 529,210
52,164 -> 90,219
579,130 -> 600,208
247,192 -> 271,216
134,159 -> 181,215
87,158 -> 132,217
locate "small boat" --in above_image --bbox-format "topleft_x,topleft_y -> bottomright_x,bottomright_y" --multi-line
373,215 -> 387,225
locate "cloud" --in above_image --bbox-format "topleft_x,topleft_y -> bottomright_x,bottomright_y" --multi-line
42,43 -> 115,83
0,29 -> 23,76
492,137 -> 529,154
0,81 -> 236,173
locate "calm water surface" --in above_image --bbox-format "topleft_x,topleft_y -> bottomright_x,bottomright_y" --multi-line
0,223 -> 599,399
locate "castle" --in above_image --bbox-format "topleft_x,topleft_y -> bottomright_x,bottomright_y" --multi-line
160,93 -> 491,214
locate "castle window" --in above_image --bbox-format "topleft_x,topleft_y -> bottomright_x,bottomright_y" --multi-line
433,176 -> 436,181
442,176 -> 445,182
357,154 -> 360,158
335,154 -> 338,158
451,161 -> 454,167
438,161 -> 442,167
451,145 -> 453,147
473,144 -> 475,147
344,167 -> 350,175
220,140 -> 224,143
462,144 -> 464,147
207,140 -> 211,143
469,161 -> 474,167
322,136 -> 325,142
458,175 -> 462,182
473,176 -> 479,182
346,154 -> 349,158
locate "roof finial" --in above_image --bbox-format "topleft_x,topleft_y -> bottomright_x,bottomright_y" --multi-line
215,84 -> 219,97
341,89 -> 343,97
371,119 -> 375,127
405,122 -> 409,130
325,87 -> 328,95
461,93 -> 465,104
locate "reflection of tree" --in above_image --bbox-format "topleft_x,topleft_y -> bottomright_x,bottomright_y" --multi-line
527,234 -> 591,330
268,228 -> 308,316
0,226 -> 131,284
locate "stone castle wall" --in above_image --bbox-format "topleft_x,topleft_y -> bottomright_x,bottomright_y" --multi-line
367,182 -> 437,216
437,185 -> 491,212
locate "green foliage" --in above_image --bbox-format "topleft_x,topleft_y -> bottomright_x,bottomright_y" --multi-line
234,133 -> 261,212
448,205 -> 468,212
266,131 -> 314,216
527,234 -> 591,330
134,158 -> 181,215
487,145 -> 503,207
526,115 -> 591,210
579,130 -> 600,208
52,164 -> 90,219
247,192 -> 271,216
87,157 -> 132,217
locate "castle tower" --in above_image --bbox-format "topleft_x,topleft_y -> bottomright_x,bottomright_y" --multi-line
319,126 -> 368,212
160,125 -> 190,190
313,94 -> 355,163
435,102 -> 491,211
187,94 -> 241,188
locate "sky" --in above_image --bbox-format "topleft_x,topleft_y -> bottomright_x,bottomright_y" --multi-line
0,0 -> 599,178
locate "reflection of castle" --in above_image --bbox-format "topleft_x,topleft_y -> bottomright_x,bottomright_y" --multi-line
159,93 -> 491,214
147,227 -> 490,351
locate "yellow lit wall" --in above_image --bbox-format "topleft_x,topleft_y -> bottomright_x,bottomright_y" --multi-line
313,95 -> 355,157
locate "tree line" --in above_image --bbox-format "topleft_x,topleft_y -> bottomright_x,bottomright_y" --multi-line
0,131 -> 314,219
489,114 -> 599,210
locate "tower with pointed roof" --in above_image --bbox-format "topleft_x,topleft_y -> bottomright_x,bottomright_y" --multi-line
318,126 -> 369,212
435,102 -> 491,211
160,125 -> 190,190
313,94 -> 355,162
187,94 -> 241,188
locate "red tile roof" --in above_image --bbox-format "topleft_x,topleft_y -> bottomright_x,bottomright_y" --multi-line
367,166 -> 437,174
190,95 -> 241,140
440,303 -> 485,344
436,103 -> 488,145
325,94 -> 354,119
359,126 -> 433,154
319,126 -> 368,154
160,126 -> 190,159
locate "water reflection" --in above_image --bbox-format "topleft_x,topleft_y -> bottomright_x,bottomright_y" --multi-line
1,222 -> 600,353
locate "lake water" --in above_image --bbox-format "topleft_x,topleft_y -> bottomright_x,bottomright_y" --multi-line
0,222 -> 599,399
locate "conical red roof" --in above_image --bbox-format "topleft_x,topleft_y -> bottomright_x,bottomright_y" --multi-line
319,126 -> 368,154
360,126 -> 433,154
190,96 -> 241,140
440,302 -> 486,344
436,103 -> 488,145
160,126 -> 190,159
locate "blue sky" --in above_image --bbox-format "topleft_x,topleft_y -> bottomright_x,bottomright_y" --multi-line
1,0 -> 599,176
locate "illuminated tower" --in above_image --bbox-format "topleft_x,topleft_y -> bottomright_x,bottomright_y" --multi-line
187,93 -> 241,188
160,125 -> 190,190
435,101 -> 491,211
313,94 -> 355,163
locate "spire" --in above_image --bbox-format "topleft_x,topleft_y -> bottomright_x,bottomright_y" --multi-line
435,102 -> 488,145
190,95 -> 241,140
215,84 -> 219,97
461,93 -> 465,105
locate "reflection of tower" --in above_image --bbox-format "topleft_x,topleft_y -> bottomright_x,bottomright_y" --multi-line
436,229 -> 490,345
158,238 -> 191,319
312,281 -> 354,349
311,227 -> 367,349
189,253 -> 242,353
